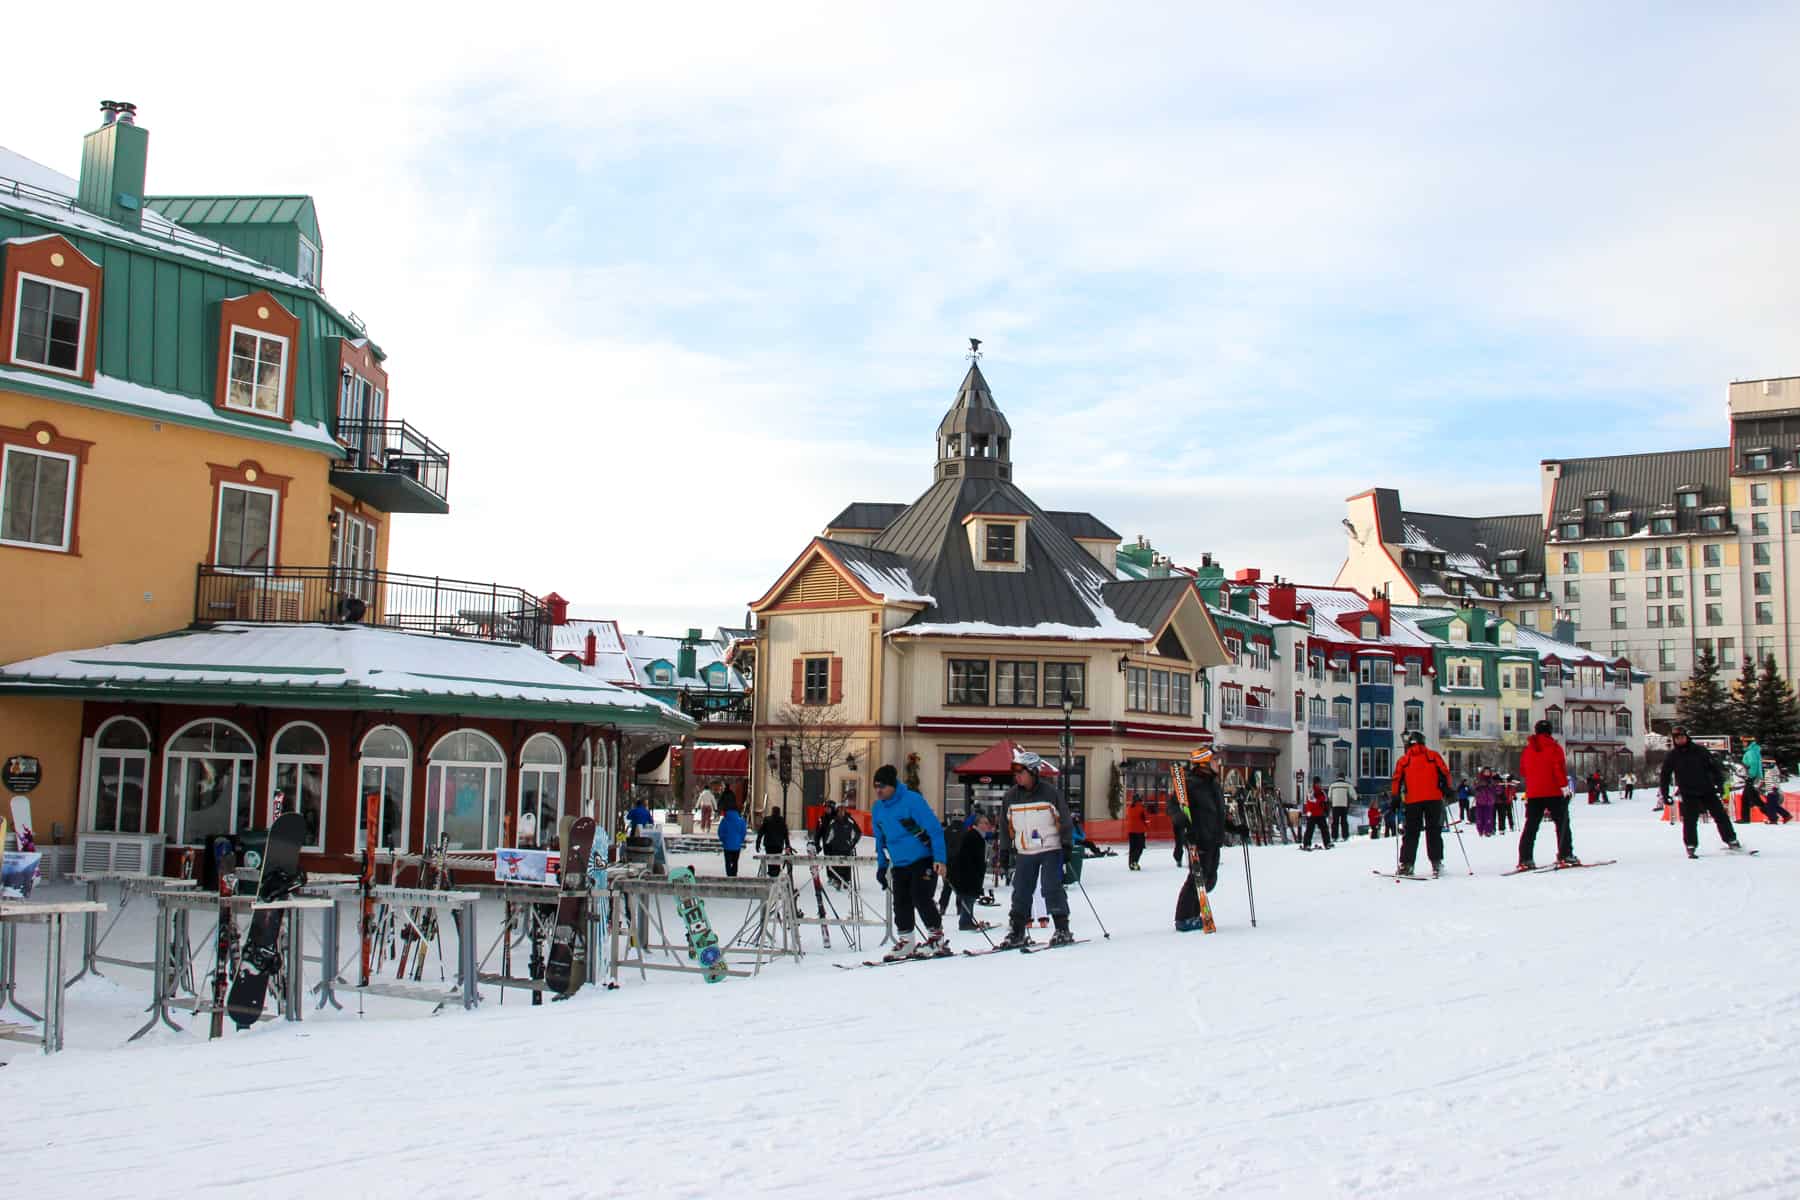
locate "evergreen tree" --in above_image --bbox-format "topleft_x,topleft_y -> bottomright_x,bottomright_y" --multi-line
1728,655 -> 1759,736
1676,646 -> 1733,735
1751,656 -> 1800,770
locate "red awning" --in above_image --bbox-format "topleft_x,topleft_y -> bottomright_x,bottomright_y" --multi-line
952,739 -> 1061,780
686,745 -> 749,778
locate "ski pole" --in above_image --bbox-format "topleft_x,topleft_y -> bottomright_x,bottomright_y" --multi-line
1449,811 -> 1473,876
1072,876 -> 1110,939
1239,837 -> 1257,928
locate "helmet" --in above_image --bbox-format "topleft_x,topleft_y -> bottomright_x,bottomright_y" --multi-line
1405,731 -> 1426,747
1011,749 -> 1044,774
1190,746 -> 1216,768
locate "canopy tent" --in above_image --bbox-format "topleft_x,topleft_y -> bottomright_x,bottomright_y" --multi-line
687,745 -> 749,779
952,738 -> 1061,780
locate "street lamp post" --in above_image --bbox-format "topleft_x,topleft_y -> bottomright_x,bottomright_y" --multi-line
1061,696 -> 1075,801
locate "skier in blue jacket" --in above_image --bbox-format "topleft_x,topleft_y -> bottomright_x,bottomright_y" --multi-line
871,763 -> 949,960
717,804 -> 748,876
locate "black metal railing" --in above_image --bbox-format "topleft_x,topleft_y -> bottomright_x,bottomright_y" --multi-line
195,565 -> 550,651
679,694 -> 754,724
334,420 -> 450,504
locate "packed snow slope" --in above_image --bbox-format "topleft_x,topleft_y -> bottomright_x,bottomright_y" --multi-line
6,804 -> 1799,1199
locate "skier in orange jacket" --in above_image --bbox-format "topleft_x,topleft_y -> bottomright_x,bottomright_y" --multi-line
1389,731 -> 1453,877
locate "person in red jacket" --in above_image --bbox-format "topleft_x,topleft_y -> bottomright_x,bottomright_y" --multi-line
1389,731 -> 1452,876
1518,720 -> 1579,869
1301,779 -> 1333,850
1123,797 -> 1150,870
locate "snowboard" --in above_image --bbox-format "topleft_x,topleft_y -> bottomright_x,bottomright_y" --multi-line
227,811 -> 308,1029
209,836 -> 238,1039
9,797 -> 34,852
545,816 -> 597,996
668,866 -> 727,983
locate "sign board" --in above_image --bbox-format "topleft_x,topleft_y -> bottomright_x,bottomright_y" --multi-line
494,848 -> 558,886
3,755 -> 41,794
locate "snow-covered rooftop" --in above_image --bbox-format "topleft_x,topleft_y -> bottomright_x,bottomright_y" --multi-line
842,558 -> 934,605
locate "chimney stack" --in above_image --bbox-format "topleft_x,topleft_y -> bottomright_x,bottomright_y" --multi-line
77,100 -> 148,230
583,629 -> 597,667
1267,580 -> 1299,622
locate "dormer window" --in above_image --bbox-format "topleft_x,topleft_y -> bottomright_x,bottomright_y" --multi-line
1560,522 -> 1581,539
1747,452 -> 1770,471
1651,516 -> 1674,534
3,236 -> 103,383
1604,519 -> 1627,537
1677,490 -> 1699,509
651,665 -> 673,685
1700,513 -> 1724,531
1360,617 -> 1378,638
226,328 -> 288,416
297,235 -> 320,286
985,522 -> 1016,563
1499,558 -> 1520,574
13,277 -> 87,375
1585,496 -> 1607,515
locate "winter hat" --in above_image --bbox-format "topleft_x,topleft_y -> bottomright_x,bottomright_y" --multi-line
1011,749 -> 1045,775
1534,719 -> 1553,736
873,764 -> 899,788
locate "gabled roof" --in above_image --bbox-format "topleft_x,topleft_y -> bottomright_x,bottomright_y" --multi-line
822,539 -> 935,604
824,501 -> 907,533
1101,576 -> 1194,637
147,195 -> 319,241
622,633 -> 747,693
1046,510 -> 1122,541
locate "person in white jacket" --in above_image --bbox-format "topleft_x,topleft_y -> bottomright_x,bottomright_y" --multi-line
1326,774 -> 1355,842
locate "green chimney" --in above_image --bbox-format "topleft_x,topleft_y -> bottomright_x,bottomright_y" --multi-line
1192,555 -> 1226,608
678,629 -> 701,680
77,102 -> 148,230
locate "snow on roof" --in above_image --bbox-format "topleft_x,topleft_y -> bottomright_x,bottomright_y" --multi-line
0,623 -> 694,729
1398,523 -> 1446,552
0,363 -> 339,453
552,619 -> 626,656
843,558 -> 935,605
1284,585 -> 1439,649
622,633 -> 747,691
0,146 -> 313,291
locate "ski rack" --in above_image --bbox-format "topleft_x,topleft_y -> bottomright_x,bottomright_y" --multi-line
131,890 -> 333,1041
750,852 -> 890,951
65,874 -> 198,988
0,898 -> 109,1054
329,885 -> 481,1013
607,871 -> 801,987
472,882 -> 570,1002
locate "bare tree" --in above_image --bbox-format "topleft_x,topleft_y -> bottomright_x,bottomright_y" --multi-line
773,702 -> 856,776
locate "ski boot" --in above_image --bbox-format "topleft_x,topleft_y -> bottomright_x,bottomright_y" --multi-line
1686,846 -> 1698,859
1049,917 -> 1074,947
1394,863 -> 1414,877
1430,861 -> 1444,879
882,933 -> 917,962
1515,860 -> 1536,872
1556,855 -> 1582,869
920,929 -> 952,958
995,919 -> 1031,950
1725,841 -> 1746,852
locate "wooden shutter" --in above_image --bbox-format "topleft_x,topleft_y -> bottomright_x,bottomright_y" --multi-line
828,657 -> 843,705
792,658 -> 805,704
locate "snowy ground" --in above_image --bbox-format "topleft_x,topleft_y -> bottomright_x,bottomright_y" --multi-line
4,804 -> 1798,1199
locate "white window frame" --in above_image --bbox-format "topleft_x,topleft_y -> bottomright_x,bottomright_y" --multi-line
88,716 -> 152,834
297,234 -> 320,285
360,725 -> 413,853
331,509 -> 378,603
10,271 -> 89,377
517,732 -> 567,848
425,729 -> 506,851
161,718 -> 257,844
0,443 -> 78,552
271,720 -> 329,851
223,324 -> 290,417
214,481 -> 280,571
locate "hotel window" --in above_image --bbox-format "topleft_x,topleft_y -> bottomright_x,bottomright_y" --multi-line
1645,547 -> 1662,570
1615,710 -> 1633,738
1608,550 -> 1626,572
1500,558 -> 1520,574
1563,580 -> 1580,601
1701,544 -> 1720,567
1359,702 -> 1372,729
1403,702 -> 1423,733
1604,520 -> 1627,537
1667,575 -> 1684,598
297,235 -> 320,286
1562,552 -> 1580,573
1646,605 -> 1662,628
1668,604 -> 1685,628
1753,542 -> 1771,566
1371,747 -> 1391,778
1125,665 -> 1149,711
1651,516 -> 1674,534
995,660 -> 1038,707
1677,492 -> 1699,510
1609,579 -> 1626,600
1700,514 -> 1724,531
225,327 -> 289,417
1659,681 -> 1678,704
1521,608 -> 1537,627
1560,523 -> 1581,540
1757,636 -> 1775,665
984,522 -> 1016,563
1705,603 -> 1724,627
1358,658 -> 1392,685
1373,702 -> 1391,730
1332,699 -> 1352,727
1247,641 -> 1271,671
1703,573 -> 1720,597
214,483 -> 278,569
1751,483 -> 1770,507
1755,571 -> 1773,596
1043,662 -> 1085,707
1755,602 -> 1775,626
948,659 -> 989,705
1611,640 -> 1628,657
1658,640 -> 1677,671
1172,672 -> 1191,716
1720,637 -> 1737,664
11,275 -> 88,375
1747,453 -> 1771,471
0,444 -> 76,552
1221,686 -> 1244,722
1667,547 -> 1684,568
1610,606 -> 1627,629
1791,511 -> 1800,534
1585,497 -> 1607,515
1149,669 -> 1170,714
803,657 -> 834,704
1224,636 -> 1242,664
330,511 -> 378,604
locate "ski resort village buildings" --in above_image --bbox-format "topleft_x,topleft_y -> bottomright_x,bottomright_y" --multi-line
746,354 -> 1230,820
1339,376 -> 1800,731
0,105 -> 691,876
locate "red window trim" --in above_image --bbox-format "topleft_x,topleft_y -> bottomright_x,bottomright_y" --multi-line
206,459 -> 294,568
214,291 -> 300,426
0,420 -> 95,555
0,236 -> 103,384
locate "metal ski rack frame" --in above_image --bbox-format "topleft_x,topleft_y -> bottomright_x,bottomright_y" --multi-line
1,898 -> 109,1054
473,882 -> 565,1002
607,872 -> 800,987
338,885 -> 481,1012
65,875 -> 198,988
130,890 -> 332,1042
750,852 -> 890,951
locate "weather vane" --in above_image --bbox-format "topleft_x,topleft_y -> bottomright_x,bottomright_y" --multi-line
968,337 -> 982,361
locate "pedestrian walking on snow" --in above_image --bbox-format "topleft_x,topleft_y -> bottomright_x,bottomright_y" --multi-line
717,803 -> 747,876
996,751 -> 1075,949
1124,797 -> 1149,870
1328,775 -> 1354,842
870,764 -> 950,959
1661,726 -> 1746,858
1302,781 -> 1332,849
819,802 -> 862,887
1456,779 -> 1473,823
1518,722 -> 1579,869
757,807 -> 793,878
949,812 -> 993,930
1495,778 -> 1516,833
1169,789 -> 1191,864
1389,731 -> 1453,877
1473,771 -> 1498,837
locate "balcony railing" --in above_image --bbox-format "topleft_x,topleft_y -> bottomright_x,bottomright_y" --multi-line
331,421 -> 451,514
1566,727 -> 1631,744
678,693 -> 753,725
1224,706 -> 1293,731
1439,721 -> 1499,742
1307,713 -> 1347,736
195,565 -> 550,651
1565,681 -> 1629,701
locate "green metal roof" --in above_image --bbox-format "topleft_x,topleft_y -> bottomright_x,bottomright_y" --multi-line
147,194 -> 319,241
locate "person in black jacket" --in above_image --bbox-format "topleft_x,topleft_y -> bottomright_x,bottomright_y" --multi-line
948,813 -> 993,930
1659,726 -> 1745,858
757,808 -> 793,877
818,803 -> 862,888
1176,749 -> 1247,927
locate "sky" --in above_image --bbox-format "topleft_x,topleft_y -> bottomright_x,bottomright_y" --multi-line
8,4 -> 1800,635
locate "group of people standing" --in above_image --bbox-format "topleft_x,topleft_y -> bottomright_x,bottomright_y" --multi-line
1454,772 -> 1518,837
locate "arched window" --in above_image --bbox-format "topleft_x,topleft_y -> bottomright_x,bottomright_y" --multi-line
595,738 -> 618,835
90,716 -> 151,834
360,726 -> 411,852
425,729 -> 504,851
162,719 -> 255,845
272,721 -> 329,851
579,739 -> 595,821
518,733 -> 566,849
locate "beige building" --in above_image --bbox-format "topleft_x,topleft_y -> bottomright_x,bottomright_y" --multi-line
747,352 -> 1227,819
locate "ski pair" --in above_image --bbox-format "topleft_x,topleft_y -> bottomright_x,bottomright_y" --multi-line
1502,858 -> 1615,876
1372,868 -> 1437,881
